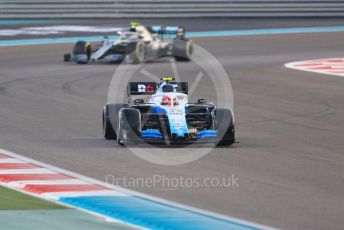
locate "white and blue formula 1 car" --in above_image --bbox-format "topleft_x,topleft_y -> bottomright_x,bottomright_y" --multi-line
102,78 -> 235,146
64,23 -> 193,64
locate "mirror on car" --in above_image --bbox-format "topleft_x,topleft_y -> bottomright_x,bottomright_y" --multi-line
197,99 -> 206,104
134,99 -> 144,104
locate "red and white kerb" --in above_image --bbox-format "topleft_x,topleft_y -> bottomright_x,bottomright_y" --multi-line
285,58 -> 344,77
0,152 -> 127,200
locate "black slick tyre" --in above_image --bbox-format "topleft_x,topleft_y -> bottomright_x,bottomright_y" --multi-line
117,108 -> 141,146
214,108 -> 235,146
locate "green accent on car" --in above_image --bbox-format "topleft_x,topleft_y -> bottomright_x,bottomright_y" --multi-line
162,77 -> 174,82
130,21 -> 139,29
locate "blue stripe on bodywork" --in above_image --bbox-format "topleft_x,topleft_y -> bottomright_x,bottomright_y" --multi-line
152,106 -> 166,114
1,26 -> 344,46
196,130 -> 217,140
59,195 -> 262,230
140,130 -> 164,139
151,105 -> 189,137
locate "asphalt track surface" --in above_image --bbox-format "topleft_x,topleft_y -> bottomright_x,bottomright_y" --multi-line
1,22 -> 344,229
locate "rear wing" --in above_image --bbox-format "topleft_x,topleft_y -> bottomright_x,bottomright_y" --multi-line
148,26 -> 186,37
127,82 -> 188,96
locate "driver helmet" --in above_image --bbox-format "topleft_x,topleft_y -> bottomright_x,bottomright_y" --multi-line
130,21 -> 139,32
162,84 -> 174,93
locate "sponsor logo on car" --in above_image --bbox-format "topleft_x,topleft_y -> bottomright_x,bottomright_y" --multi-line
137,84 -> 156,92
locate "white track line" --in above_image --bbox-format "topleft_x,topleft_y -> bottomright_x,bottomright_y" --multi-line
8,179 -> 90,188
42,190 -> 129,200
0,168 -> 56,174
0,158 -> 25,163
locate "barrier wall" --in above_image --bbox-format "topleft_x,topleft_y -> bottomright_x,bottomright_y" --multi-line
1,0 -> 344,18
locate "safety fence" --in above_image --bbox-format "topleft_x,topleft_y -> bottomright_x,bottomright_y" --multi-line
1,0 -> 344,18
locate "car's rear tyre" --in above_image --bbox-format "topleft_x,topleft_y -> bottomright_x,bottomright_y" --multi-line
103,103 -> 127,140
214,108 -> 235,146
63,53 -> 71,62
173,39 -> 193,62
73,41 -> 91,64
117,108 -> 141,146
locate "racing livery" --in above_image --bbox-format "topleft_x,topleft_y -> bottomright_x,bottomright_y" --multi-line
64,22 -> 193,64
102,78 -> 235,146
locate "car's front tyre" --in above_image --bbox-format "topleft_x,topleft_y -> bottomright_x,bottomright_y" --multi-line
214,108 -> 235,146
117,108 -> 141,146
103,106 -> 116,140
102,103 -> 127,140
173,39 -> 193,62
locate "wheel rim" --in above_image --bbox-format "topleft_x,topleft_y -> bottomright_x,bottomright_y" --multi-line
186,41 -> 193,59
119,129 -> 128,144
136,43 -> 144,63
122,130 -> 128,142
117,120 -> 126,145
102,111 -> 106,136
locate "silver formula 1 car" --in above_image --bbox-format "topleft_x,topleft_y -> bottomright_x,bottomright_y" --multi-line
102,78 -> 235,146
64,23 -> 193,64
